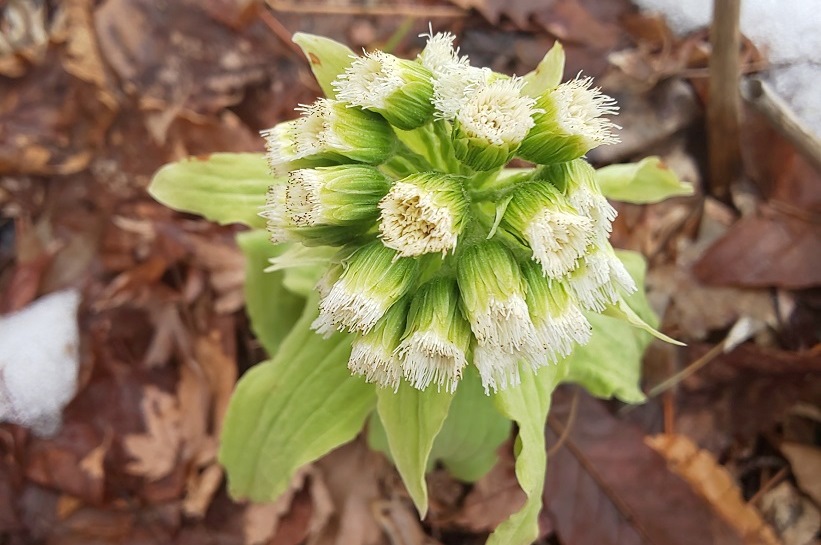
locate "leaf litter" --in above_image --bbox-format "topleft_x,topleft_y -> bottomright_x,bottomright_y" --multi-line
0,0 -> 819,544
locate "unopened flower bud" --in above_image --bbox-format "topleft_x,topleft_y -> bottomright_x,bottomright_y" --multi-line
312,241 -> 419,335
501,182 -> 594,278
378,172 -> 470,257
262,99 -> 395,174
397,277 -> 471,393
285,165 -> 391,228
334,52 -> 435,130
567,245 -> 637,312
452,78 -> 538,171
348,298 -> 409,390
518,76 -> 619,165
456,241 -> 536,351
520,260 -> 591,366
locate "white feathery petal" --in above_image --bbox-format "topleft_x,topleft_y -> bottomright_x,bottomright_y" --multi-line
528,304 -> 592,367
349,340 -> 401,391
469,295 -> 536,351
261,123 -> 299,169
456,78 -> 538,145
553,76 -> 620,146
293,100 -> 351,157
474,344 -> 521,394
524,210 -> 594,278
418,27 -> 468,73
432,65 -> 490,121
314,279 -> 387,334
398,331 -> 467,393
567,185 -> 617,239
569,250 -> 637,312
378,182 -> 458,257
285,169 -> 323,226
259,184 -> 294,243
334,51 -> 405,110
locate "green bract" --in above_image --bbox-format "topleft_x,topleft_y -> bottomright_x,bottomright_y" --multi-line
149,28 -> 690,545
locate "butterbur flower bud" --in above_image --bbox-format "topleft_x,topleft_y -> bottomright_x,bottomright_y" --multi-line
457,241 -> 535,351
501,182 -> 594,279
452,78 -> 538,171
312,241 -> 419,335
260,183 -> 296,244
473,344 -> 522,394
397,277 -> 471,393
333,51 -> 435,130
567,245 -> 637,312
348,299 -> 409,390
518,76 -> 619,165
520,260 -> 591,365
262,99 -> 395,173
285,165 -> 391,228
378,172 -> 470,257
538,159 -> 616,241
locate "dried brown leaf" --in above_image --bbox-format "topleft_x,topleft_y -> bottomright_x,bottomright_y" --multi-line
123,386 -> 182,481
544,387 -> 749,545
647,434 -> 781,545
760,482 -> 821,545
780,443 -> 821,508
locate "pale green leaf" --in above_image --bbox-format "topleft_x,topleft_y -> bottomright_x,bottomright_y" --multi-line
236,231 -> 305,356
149,153 -> 272,228
561,250 -> 656,404
487,364 -> 564,545
522,41 -> 565,98
603,300 -> 684,346
595,156 -> 694,204
292,33 -> 357,99
376,382 -> 454,516
430,367 -> 512,482
219,297 -> 376,502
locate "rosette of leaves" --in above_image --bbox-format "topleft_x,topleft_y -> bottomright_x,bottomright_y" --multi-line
149,31 -> 693,544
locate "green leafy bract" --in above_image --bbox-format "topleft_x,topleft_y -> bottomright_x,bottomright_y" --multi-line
595,156 -> 694,204
522,41 -> 565,98
237,230 -> 305,356
292,33 -> 357,99
375,382 -> 454,516
219,298 -> 376,501
488,364 -> 565,545
148,153 -> 272,228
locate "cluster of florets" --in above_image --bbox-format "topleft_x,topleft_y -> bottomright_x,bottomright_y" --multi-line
259,29 -> 633,394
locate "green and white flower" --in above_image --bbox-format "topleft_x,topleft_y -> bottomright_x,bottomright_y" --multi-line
259,182 -> 295,244
452,78 -> 538,171
567,244 -> 637,312
333,51 -> 435,130
520,260 -> 591,365
473,344 -> 522,394
285,165 -> 391,227
348,298 -> 409,390
518,76 -> 620,164
313,241 -> 419,335
397,278 -> 471,393
262,99 -> 395,174
457,241 -> 536,351
502,181 -> 594,278
538,159 -> 617,240
378,172 -> 469,257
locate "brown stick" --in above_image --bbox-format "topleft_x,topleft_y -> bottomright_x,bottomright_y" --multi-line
707,0 -> 743,202
741,77 -> 821,174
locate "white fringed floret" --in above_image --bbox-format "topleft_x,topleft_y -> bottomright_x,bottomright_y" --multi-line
334,51 -> 406,111
348,340 -> 401,391
456,78 -> 538,145
569,250 -> 637,312
524,210 -> 594,278
378,182 -> 458,257
313,280 -> 387,335
285,169 -> 323,226
397,331 -> 467,393
469,295 -> 536,351
553,76 -> 621,147
259,184 -> 294,243
474,345 -> 521,394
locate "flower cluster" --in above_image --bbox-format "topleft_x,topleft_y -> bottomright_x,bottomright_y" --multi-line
260,29 -> 633,394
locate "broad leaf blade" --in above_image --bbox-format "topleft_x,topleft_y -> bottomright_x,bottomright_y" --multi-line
149,153 -> 272,228
236,231 -> 305,356
430,367 -> 512,482
376,382 -> 454,516
292,33 -> 357,99
522,41 -> 565,97
487,364 -> 564,545
219,298 -> 376,501
595,156 -> 694,204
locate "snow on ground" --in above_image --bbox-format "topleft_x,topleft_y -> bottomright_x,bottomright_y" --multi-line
0,290 -> 81,436
632,0 -> 821,135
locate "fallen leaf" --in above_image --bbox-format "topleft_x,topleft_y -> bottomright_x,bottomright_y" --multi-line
544,387 -> 749,545
759,482 -> 821,545
647,434 -> 781,545
780,443 -> 821,508
123,385 -> 182,481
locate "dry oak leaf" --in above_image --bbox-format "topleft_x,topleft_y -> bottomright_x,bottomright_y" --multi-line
780,442 -> 821,508
123,385 -> 182,481
647,434 -> 781,545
